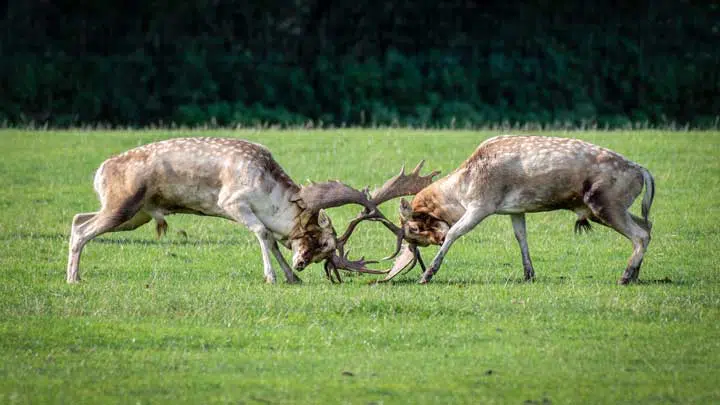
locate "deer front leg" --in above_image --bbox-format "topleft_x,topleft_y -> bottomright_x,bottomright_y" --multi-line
253,231 -> 278,284
419,206 -> 491,284
223,202 -> 279,283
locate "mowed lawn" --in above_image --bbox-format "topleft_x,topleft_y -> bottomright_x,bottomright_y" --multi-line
0,129 -> 718,404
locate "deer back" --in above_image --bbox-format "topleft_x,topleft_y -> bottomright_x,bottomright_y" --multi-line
412,135 -> 646,222
95,137 -> 301,227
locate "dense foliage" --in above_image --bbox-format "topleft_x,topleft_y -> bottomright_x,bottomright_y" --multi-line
2,1 -> 718,127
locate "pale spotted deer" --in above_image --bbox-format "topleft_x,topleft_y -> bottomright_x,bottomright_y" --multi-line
66,137 -> 412,284
385,135 -> 655,285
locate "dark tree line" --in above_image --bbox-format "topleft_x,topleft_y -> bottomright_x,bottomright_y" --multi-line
1,1 -> 718,127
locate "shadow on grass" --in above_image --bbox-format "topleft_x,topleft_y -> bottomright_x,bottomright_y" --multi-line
366,275 -> 537,286
92,237 -> 246,247
3,232 -> 67,241
7,231 -> 247,247
636,276 -> 678,285
366,274 -> 681,286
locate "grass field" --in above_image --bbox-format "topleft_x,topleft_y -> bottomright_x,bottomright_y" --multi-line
1,129 -> 719,404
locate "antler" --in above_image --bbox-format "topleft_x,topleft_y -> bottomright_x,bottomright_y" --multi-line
374,242 -> 428,283
324,247 -> 388,283
290,181 -> 374,213
370,160 -> 440,204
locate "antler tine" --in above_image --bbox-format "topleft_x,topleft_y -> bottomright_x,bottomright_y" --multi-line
337,213 -> 370,244
335,208 -> 405,259
411,160 -> 424,175
326,215 -> 412,278
373,242 -> 423,283
327,249 -> 389,276
324,260 -> 343,283
381,227 -> 405,261
337,211 -> 399,242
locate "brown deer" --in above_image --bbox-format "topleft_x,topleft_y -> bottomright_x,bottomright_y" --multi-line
66,137 -> 432,284
384,135 -> 655,285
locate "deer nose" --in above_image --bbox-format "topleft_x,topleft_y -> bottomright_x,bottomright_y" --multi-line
294,259 -> 308,271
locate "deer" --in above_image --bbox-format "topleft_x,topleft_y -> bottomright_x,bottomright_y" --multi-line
66,136 -> 437,284
376,135 -> 656,285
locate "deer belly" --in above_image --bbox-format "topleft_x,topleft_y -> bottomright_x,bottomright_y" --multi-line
147,184 -> 225,217
495,187 -> 582,214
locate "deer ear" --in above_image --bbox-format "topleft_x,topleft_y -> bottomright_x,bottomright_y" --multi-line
399,198 -> 413,220
317,209 -> 332,228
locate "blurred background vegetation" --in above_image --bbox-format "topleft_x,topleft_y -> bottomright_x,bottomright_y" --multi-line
1,1 -> 718,128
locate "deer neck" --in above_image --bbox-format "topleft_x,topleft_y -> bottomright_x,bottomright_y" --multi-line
249,180 -> 304,241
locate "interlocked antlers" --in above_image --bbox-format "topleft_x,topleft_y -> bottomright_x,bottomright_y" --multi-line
364,160 -> 439,260
290,161 -> 438,282
320,161 -> 439,281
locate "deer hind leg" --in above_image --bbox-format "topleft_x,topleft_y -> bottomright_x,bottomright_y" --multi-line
66,208 -> 150,283
613,213 -> 649,284
585,197 -> 649,284
510,214 -> 535,281
67,184 -> 150,283
630,213 -> 652,234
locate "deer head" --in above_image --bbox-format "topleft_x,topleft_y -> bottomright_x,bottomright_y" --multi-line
288,180 -> 381,279
399,198 -> 450,247
288,209 -> 337,271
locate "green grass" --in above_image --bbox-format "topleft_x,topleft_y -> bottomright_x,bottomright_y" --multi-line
1,129 -> 719,404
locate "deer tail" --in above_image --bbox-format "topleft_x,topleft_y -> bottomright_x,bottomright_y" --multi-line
155,217 -> 168,238
641,167 -> 655,229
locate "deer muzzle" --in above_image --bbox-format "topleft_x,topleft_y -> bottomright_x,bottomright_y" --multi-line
292,250 -> 312,271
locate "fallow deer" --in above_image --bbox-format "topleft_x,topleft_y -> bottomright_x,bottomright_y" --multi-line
66,137 -> 426,284
383,135 -> 656,285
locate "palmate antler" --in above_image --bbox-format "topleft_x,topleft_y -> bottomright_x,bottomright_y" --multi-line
370,161 -> 440,206
365,160 -> 440,260
373,242 -> 428,283
290,181 -> 373,213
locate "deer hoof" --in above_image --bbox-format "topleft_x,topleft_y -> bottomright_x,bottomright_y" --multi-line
287,275 -> 303,284
618,277 -> 631,285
